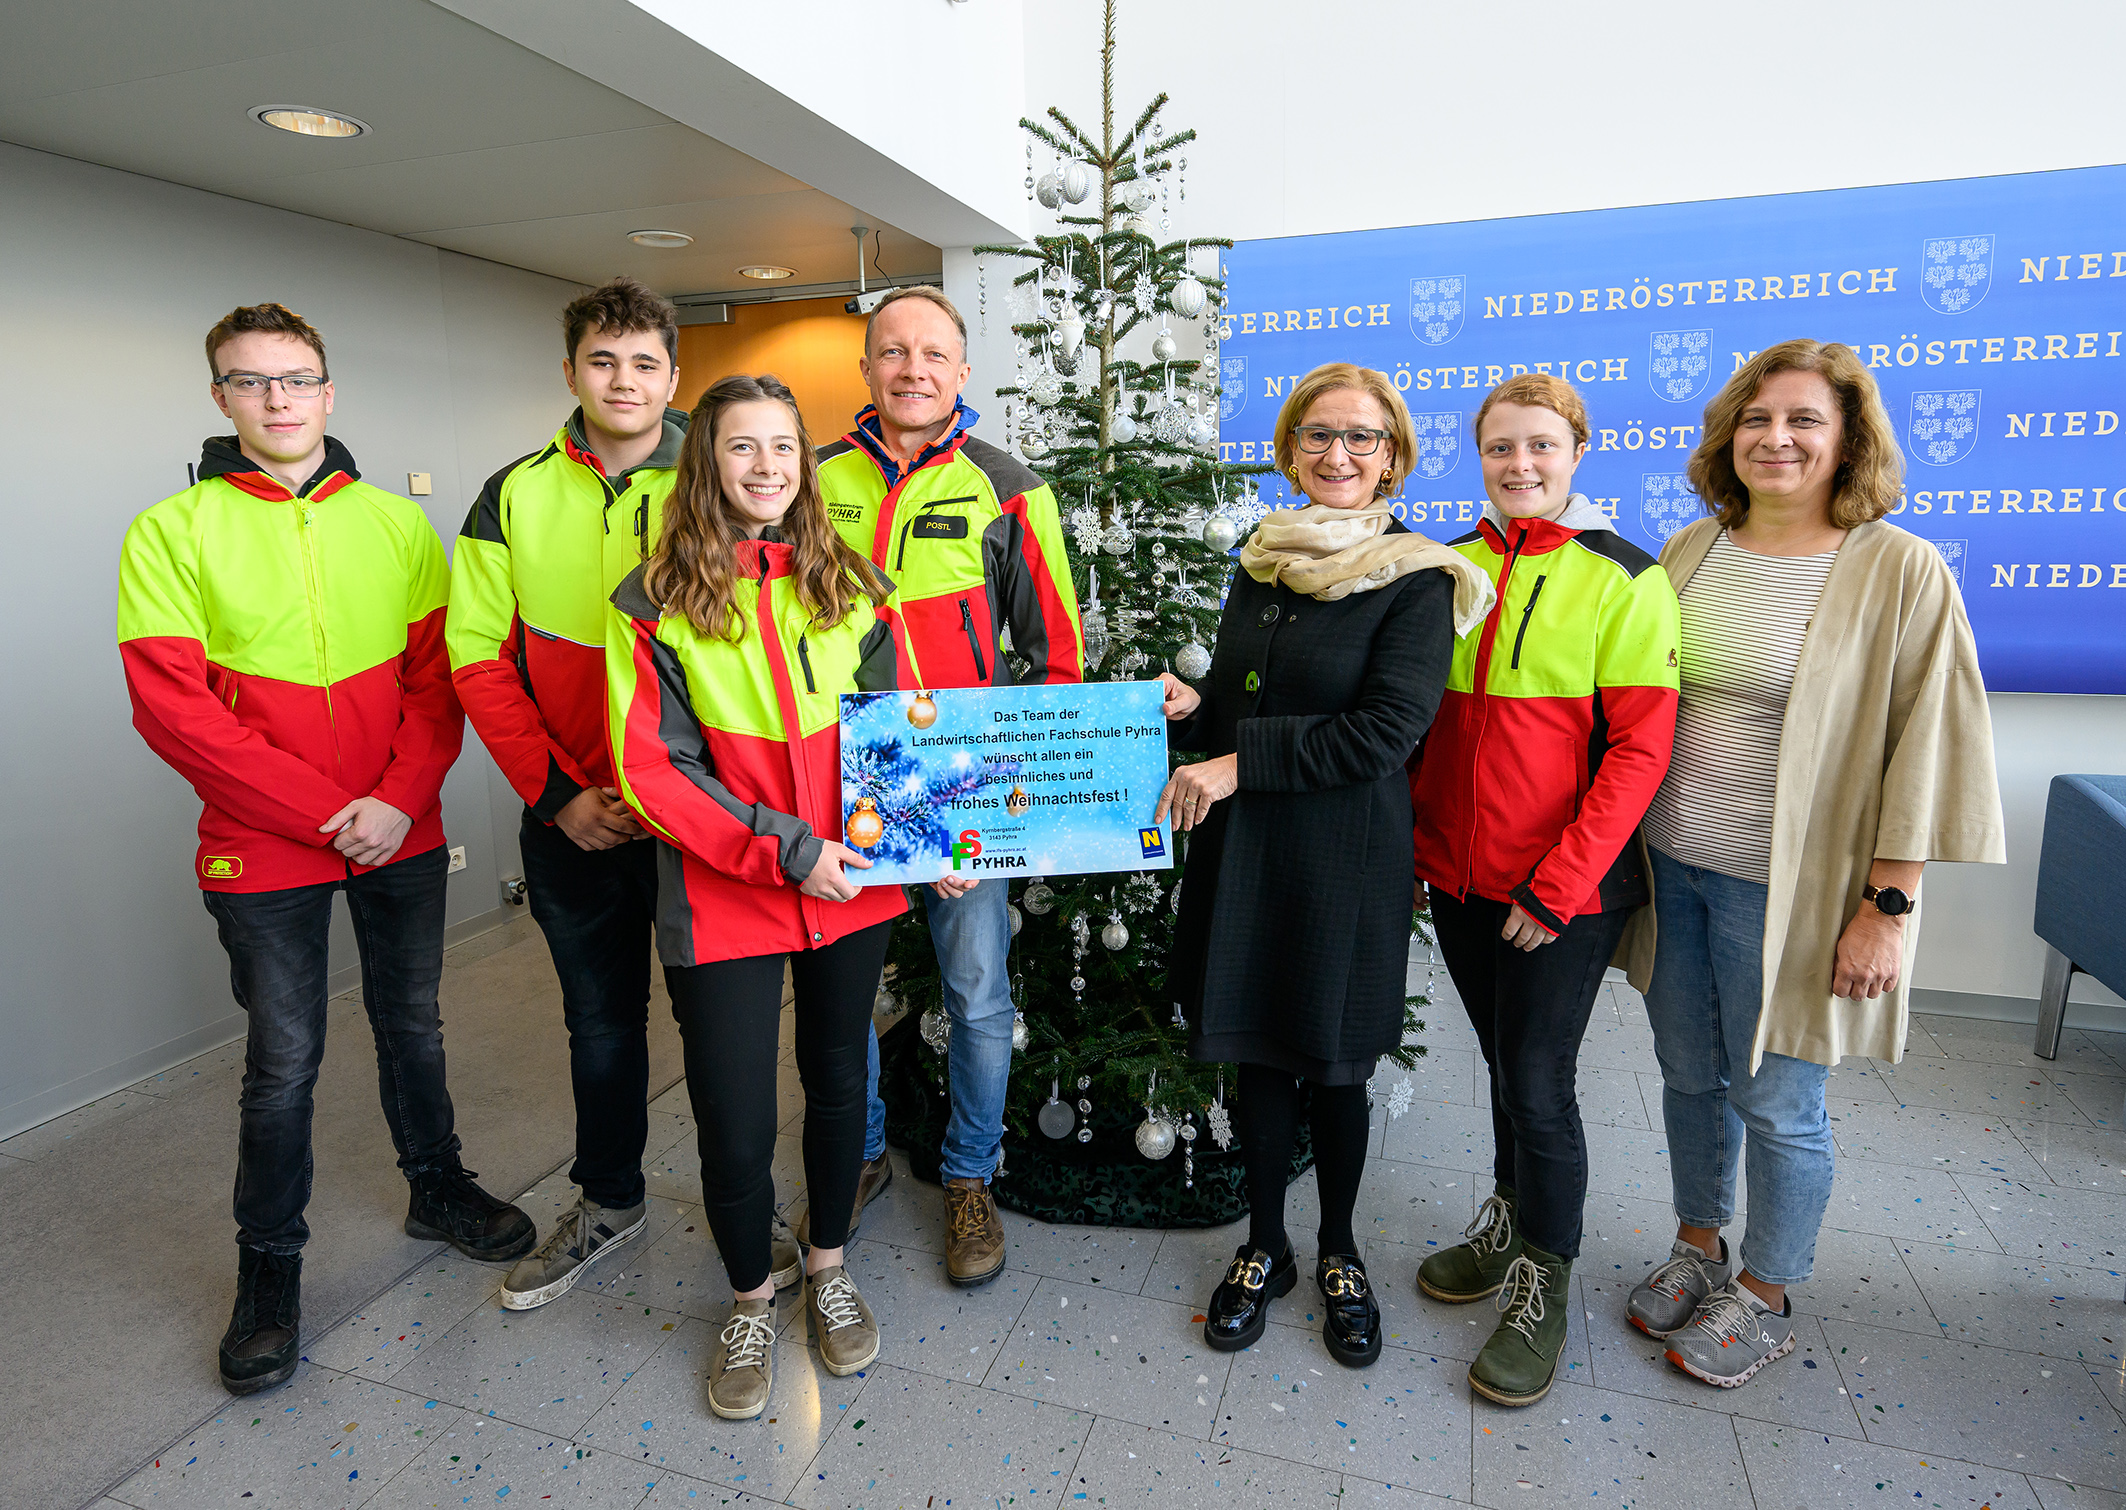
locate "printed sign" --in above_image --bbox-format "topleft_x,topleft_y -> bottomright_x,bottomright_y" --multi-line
1221,165 -> 2126,693
838,682 -> 1174,886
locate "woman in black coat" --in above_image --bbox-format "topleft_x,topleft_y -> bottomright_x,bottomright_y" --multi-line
1158,362 -> 1486,1367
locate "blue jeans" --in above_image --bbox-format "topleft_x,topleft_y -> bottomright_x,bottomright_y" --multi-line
1644,846 -> 1834,1286
862,878 -> 1015,1180
203,845 -> 461,1254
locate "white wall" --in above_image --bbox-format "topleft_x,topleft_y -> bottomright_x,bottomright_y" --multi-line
0,142 -> 583,1137
942,0 -> 2126,1018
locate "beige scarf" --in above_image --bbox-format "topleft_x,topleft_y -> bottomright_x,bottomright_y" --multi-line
1239,503 -> 1496,636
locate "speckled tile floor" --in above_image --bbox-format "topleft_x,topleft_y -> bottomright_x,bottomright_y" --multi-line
36,952 -> 2126,1509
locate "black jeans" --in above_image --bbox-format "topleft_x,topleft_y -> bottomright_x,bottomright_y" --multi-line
1428,887 -> 1633,1261
519,812 -> 658,1210
203,845 -> 459,1254
665,920 -> 890,1292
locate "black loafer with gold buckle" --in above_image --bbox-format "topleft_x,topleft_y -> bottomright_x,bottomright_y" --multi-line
1203,1243 -> 1296,1351
1317,1253 -> 1382,1367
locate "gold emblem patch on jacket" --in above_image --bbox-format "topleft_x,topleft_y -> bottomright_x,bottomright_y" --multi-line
201,855 -> 243,879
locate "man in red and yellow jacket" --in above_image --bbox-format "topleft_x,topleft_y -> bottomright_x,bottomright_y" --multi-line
117,303 -> 533,1399
445,278 -> 706,1312
817,286 -> 1083,1287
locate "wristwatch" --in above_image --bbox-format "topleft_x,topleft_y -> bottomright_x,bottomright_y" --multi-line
1862,883 -> 1912,918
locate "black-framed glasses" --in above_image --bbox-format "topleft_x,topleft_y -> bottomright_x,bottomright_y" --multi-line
214,371 -> 327,398
1295,425 -> 1388,456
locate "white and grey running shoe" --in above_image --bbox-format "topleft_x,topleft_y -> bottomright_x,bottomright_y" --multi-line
499,1198 -> 648,1311
1626,1236 -> 1730,1339
1664,1279 -> 1795,1389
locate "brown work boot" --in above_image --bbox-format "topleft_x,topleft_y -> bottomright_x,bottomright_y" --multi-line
804,1264 -> 881,1376
944,1176 -> 1005,1288
796,1152 -> 894,1247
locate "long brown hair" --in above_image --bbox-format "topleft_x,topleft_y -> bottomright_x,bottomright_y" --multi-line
1688,339 -> 1904,529
645,374 -> 889,641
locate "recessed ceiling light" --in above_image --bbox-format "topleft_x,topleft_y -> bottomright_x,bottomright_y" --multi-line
737,265 -> 797,280
249,105 -> 368,139
628,229 -> 695,249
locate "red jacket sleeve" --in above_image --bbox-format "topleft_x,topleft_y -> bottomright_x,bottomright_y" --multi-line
372,605 -> 465,821
997,481 -> 1084,685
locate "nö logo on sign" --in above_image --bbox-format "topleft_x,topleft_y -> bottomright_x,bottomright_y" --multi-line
1921,235 -> 1992,315
1909,390 -> 1982,466
1408,276 -> 1465,346
1641,474 -> 1701,542
1138,827 -> 1166,859
1409,412 -> 1462,479
1648,330 -> 1712,403
1219,356 -> 1247,421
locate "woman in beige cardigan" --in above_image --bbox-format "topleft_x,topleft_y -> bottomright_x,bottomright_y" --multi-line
1617,339 -> 2004,1392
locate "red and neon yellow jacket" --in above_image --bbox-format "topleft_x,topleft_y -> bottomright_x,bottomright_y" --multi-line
117,436 -> 462,892
1410,496 -> 1680,933
447,409 -> 684,820
607,536 -> 918,965
819,400 -> 1083,689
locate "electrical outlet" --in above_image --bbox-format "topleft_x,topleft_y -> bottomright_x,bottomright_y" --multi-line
447,845 -> 467,873
408,471 -> 433,496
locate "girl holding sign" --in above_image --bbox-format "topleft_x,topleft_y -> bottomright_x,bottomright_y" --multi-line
606,374 -> 919,1419
1406,374 -> 1680,1407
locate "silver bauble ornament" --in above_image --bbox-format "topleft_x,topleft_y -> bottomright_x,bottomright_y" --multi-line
1059,160 -> 1091,204
1069,975 -> 1087,993
1021,881 -> 1056,914
1124,181 -> 1158,213
1169,275 -> 1208,319
1101,919 -> 1130,950
1037,1096 -> 1075,1139
1202,514 -> 1240,552
1185,414 -> 1216,449
1175,640 -> 1212,680
1134,1116 -> 1177,1160
1109,411 -> 1139,444
1028,374 -> 1064,406
1051,344 -> 1080,377
1103,522 -> 1133,555
919,1007 -> 950,1054
1007,903 -> 1023,936
1011,1013 -> 1029,1052
1152,403 -> 1190,444
1150,332 -> 1178,362
1035,172 -> 1062,209
1019,433 -> 1050,461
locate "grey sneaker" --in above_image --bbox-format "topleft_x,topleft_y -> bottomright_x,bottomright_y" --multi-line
1626,1236 -> 1730,1339
804,1265 -> 880,1376
707,1298 -> 777,1420
770,1210 -> 802,1291
498,1198 -> 648,1311
1664,1279 -> 1795,1389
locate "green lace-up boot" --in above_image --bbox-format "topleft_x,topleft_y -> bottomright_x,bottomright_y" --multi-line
1417,1187 -> 1520,1303
1468,1244 -> 1572,1407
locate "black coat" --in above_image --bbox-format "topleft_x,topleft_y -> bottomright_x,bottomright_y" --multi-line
1168,531 -> 1456,1082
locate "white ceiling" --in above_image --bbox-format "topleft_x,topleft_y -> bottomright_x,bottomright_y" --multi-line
0,0 -> 942,295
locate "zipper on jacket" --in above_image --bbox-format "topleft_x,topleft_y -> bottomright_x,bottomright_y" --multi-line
896,517 -> 915,570
892,496 -> 978,570
1509,575 -> 1547,670
796,634 -> 818,694
297,503 -> 335,727
958,598 -> 988,681
636,495 -> 650,558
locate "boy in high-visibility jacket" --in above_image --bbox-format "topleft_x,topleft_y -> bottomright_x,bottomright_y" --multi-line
117,303 -> 533,1398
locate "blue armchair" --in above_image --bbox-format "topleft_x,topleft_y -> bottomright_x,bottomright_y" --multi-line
2032,774 -> 2126,1058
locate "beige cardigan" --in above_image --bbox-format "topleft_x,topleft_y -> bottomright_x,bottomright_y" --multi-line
1616,518 -> 2006,1070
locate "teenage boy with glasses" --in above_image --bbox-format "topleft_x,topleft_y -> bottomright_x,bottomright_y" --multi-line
118,302 -> 534,1397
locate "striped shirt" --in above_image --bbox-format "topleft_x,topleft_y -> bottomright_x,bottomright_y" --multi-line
1642,530 -> 1838,884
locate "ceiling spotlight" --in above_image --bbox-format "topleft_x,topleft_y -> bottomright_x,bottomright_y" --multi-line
737,265 -> 797,280
628,229 -> 695,249
250,105 -> 369,139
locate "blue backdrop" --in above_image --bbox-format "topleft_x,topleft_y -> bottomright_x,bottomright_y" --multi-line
1220,165 -> 2126,693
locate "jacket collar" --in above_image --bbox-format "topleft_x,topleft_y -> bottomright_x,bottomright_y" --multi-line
562,405 -> 688,482
848,397 -> 978,488
1478,492 -> 1614,555
197,433 -> 359,502
736,528 -> 793,579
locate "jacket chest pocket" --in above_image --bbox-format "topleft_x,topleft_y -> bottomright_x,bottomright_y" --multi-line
892,497 -> 981,575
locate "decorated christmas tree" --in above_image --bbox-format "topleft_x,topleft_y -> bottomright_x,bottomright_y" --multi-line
876,0 -> 1428,1226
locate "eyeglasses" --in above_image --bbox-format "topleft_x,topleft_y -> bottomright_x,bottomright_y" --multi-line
214,371 -> 327,398
1294,425 -> 1388,456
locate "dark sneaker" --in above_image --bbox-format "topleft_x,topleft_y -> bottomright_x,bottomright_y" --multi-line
943,1176 -> 1005,1288
1665,1280 -> 1795,1389
804,1264 -> 881,1376
770,1209 -> 802,1291
1468,1245 -> 1572,1407
707,1298 -> 776,1420
219,1247 -> 301,1396
1317,1254 -> 1382,1368
499,1198 -> 647,1311
1419,1189 -> 1520,1303
1627,1235 -> 1731,1339
405,1165 -> 536,1261
796,1152 -> 894,1247
1203,1244 -> 1297,1352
